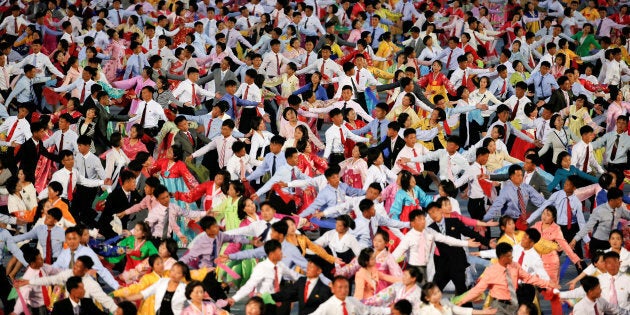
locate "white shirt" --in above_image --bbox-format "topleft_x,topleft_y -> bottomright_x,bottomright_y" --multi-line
38,168 -> 104,200
235,82 -> 262,103
572,297 -> 623,315
314,230 -> 361,257
17,52 -> 65,78
231,259 -> 301,302
226,154 -> 259,180
53,78 -> 95,100
561,272 -> 630,309
0,117 -> 31,144
363,164 -> 397,190
44,129 -> 79,154
75,151 -> 106,180
172,79 -> 215,106
225,218 -> 280,241
310,100 -> 373,122
571,141 -> 605,174
454,162 -> 489,199
410,149 -> 468,181
392,227 -> 468,267
0,15 -> 27,36
128,99 -> 167,128
392,144 -> 429,174
323,124 -> 369,158
191,135 -> 237,168
296,58 -> 344,83
311,295 -> 389,315
261,51 -> 290,77
505,94 -> 532,121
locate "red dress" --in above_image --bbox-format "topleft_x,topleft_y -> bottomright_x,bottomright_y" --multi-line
174,181 -> 225,211
296,153 -> 328,212
344,120 -> 366,158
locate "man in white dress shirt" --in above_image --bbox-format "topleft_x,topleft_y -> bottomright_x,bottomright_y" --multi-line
128,86 -> 167,136
310,276 -> 389,315
572,125 -> 606,175
402,136 -> 468,182
296,45 -> 344,97
173,67 -> 216,115
225,201 -> 280,241
309,85 -> 373,122
0,6 -> 27,41
393,128 -> 433,191
44,113 -> 79,155
52,66 -> 96,103
323,108 -> 369,164
261,39 -> 290,79
571,276 -> 630,315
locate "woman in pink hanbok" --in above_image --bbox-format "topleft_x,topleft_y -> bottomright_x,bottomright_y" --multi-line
373,231 -> 403,292
122,124 -> 149,160
296,140 -> 327,212
112,68 -> 156,132
102,29 -> 127,83
34,115 -> 58,193
339,143 -> 369,190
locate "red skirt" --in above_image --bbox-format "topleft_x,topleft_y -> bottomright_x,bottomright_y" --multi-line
510,131 -> 535,161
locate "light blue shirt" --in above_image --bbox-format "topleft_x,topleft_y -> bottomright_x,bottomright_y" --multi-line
182,114 -> 244,139
527,190 -> 585,227
5,76 -> 49,106
52,245 -> 120,290
526,72 -> 559,100
256,165 -> 310,196
352,118 -> 390,145
229,240 -> 308,270
124,54 -> 149,79
300,184 -> 365,218
352,213 -> 409,248
483,181 -> 546,221
13,225 -> 65,259
246,152 -> 287,182
220,93 -> 259,119
0,229 -> 27,266
489,77 -> 515,101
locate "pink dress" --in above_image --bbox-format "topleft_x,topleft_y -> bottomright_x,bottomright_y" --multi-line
180,302 -> 223,315
103,39 -> 127,82
339,158 -> 368,190
34,130 -> 58,193
606,102 -> 630,132
122,138 -> 148,160
375,249 -> 403,292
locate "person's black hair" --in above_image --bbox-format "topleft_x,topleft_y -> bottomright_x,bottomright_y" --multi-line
518,302 -> 539,315
246,296 -> 266,313
284,147 -> 299,160
22,246 -> 40,264
476,147 -> 490,158
366,147 -> 381,166
608,187 -> 624,200
185,280 -> 204,299
425,201 -> 440,213
544,205 -> 557,222
524,228 -> 541,243
408,209 -> 426,222
508,164 -> 523,177
271,220 -> 288,236
47,207 -> 63,221
148,254 -> 161,268
172,261 -> 192,281
117,301 -> 138,315
400,170 -> 414,191
270,135 -> 286,145
580,125 -> 594,136
358,247 -> 375,268
420,282 -> 439,304
119,169 -> 136,184
392,299 -> 413,315
329,108 -> 343,119
368,182 -> 383,193
495,242 -> 513,258
66,276 -> 83,293
336,214 -> 355,230
76,255 -> 94,269
161,238 -> 179,259
359,198 -> 374,213
48,181 -> 63,195
580,275 -> 600,293
145,177 -> 160,189
598,172 -> 615,189
603,250 -> 621,261
264,239 -> 282,255
198,216 -> 218,230
324,166 -> 340,179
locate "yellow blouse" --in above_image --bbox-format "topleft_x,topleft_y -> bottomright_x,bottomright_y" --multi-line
486,150 -> 522,173
385,105 -> 421,128
113,271 -> 160,315
418,118 -> 446,150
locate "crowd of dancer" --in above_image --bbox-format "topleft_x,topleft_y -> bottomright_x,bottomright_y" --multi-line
1,0 -> 630,314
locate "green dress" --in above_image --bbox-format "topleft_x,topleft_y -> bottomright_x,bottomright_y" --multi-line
106,237 -> 158,265
571,32 -> 601,57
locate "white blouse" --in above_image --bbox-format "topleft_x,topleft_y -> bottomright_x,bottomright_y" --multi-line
249,130 -> 274,160
314,230 -> 362,257
104,148 -> 131,181
363,164 -> 397,190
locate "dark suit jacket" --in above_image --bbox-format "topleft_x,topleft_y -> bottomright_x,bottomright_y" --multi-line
93,102 -> 130,154
526,171 -> 551,213
98,186 -> 142,239
377,136 -> 405,169
429,218 -> 489,271
198,68 -> 238,95
413,83 -> 437,108
271,277 -> 332,315
16,138 -> 59,175
51,298 -> 108,315
547,89 -> 574,114
173,129 -> 206,159
81,97 -> 97,115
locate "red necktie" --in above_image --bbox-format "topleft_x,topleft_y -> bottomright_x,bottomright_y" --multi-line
342,301 -> 348,315
276,54 -> 281,75
80,82 -> 86,103
59,133 -> 65,153
500,79 -> 507,96
117,10 -> 122,24
444,119 -> 451,135
304,280 -> 310,302
149,39 -> 153,50
6,119 -> 19,142
191,83 -> 199,106
566,197 -> 573,229
232,96 -> 237,118
583,147 -> 590,172
40,270 -> 50,308
512,99 -> 520,119
305,54 -> 310,68
594,304 -> 600,315
320,60 -> 325,76
412,148 -> 421,173
186,132 -> 194,145
414,59 -> 420,78
45,229 -> 53,264
339,127 -> 346,145
67,171 -> 73,201
273,265 -> 280,292
247,18 -> 251,28
140,102 -> 148,127
244,85 -> 249,100
446,50 -> 453,69
517,251 -> 525,265
274,11 -> 279,27
14,17 -> 18,35
355,70 -> 360,83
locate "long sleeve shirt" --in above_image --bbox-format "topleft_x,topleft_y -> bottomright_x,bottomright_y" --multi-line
52,245 -> 119,290
0,228 -> 27,265
483,181 -> 546,221
16,52 -> 64,79
0,116 -> 32,145
592,130 -> 630,165
392,227 -> 468,267
43,129 -> 79,154
38,168 -> 104,200
224,218 -> 280,241
180,232 -> 249,268
409,149 -> 469,181
571,140 -> 605,174
323,124 -> 369,158
574,202 -> 630,242
255,164 -> 310,196
231,259 -> 301,302
310,100 -> 374,122
311,295 -> 389,315
352,214 -> 409,248
13,225 -> 65,259
527,190 -> 585,228
526,71 -> 559,100
300,183 -> 365,217
173,79 -> 215,105
123,53 -> 149,79
145,203 -> 206,239
128,100 -> 167,129
5,76 -> 50,107
12,265 -> 58,314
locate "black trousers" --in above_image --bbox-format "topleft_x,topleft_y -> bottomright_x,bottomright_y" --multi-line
560,224 -> 583,258
71,185 -> 99,227
589,237 -> 611,258
468,198 -> 489,236
268,192 -> 297,216
202,270 -> 228,305
0,265 -> 14,312
433,257 -> 469,305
